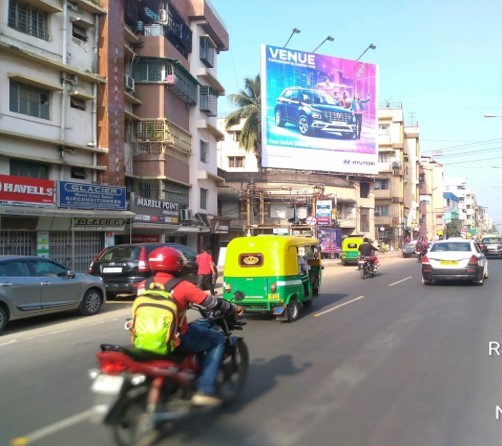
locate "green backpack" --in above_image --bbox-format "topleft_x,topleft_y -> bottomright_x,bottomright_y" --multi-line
130,277 -> 183,355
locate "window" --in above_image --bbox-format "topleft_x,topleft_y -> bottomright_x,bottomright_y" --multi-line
200,188 -> 208,210
70,97 -> 86,111
10,159 -> 49,179
140,180 -> 159,199
375,205 -> 390,217
228,156 -> 244,168
71,167 -> 86,179
378,152 -> 391,163
10,80 -> 50,120
72,23 -> 88,42
199,86 -> 218,116
200,36 -> 215,67
375,179 -> 389,190
200,140 -> 208,163
8,0 -> 49,40
360,181 -> 370,198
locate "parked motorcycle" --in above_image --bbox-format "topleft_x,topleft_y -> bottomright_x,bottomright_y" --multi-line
358,256 -> 377,279
89,309 -> 248,446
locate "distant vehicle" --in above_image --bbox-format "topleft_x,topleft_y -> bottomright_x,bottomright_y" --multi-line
274,87 -> 356,138
89,243 -> 198,299
480,235 -> 502,258
0,256 -> 105,333
421,239 -> 488,285
401,240 -> 417,258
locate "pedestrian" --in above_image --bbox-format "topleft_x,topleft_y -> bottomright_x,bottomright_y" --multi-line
351,93 -> 371,139
196,245 -> 217,295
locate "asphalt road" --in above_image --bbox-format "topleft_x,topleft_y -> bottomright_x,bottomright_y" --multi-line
2,254 -> 502,446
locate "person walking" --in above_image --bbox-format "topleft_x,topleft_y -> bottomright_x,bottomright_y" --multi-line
196,245 -> 217,295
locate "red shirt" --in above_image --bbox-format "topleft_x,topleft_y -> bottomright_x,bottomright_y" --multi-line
196,251 -> 214,275
137,272 -> 208,335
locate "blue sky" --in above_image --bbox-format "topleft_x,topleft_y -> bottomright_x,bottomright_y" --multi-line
210,0 -> 502,226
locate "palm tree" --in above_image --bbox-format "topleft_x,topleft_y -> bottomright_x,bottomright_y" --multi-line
225,74 -> 262,168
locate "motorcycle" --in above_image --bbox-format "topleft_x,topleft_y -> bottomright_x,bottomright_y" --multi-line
358,256 -> 377,279
417,247 -> 427,263
89,309 -> 248,446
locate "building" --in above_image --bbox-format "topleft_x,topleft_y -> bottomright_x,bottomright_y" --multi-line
0,0 -> 229,270
419,156 -> 444,240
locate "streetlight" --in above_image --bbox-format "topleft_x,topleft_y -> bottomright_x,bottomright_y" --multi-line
356,43 -> 376,61
312,35 -> 334,53
283,28 -> 300,48
483,114 -> 502,118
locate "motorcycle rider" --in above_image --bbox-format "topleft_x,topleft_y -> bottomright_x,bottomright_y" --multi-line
136,246 -> 243,407
358,237 -> 380,270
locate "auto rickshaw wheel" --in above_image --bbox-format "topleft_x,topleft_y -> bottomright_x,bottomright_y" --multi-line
286,298 -> 299,322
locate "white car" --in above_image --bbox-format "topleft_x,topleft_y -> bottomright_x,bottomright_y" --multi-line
421,238 -> 488,285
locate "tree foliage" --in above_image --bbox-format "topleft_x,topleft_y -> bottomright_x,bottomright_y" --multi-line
225,74 -> 261,166
445,218 -> 462,238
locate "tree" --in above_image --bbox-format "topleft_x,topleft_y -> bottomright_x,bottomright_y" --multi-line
445,218 -> 462,239
225,74 -> 262,167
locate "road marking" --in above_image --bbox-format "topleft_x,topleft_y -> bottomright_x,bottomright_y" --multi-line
11,409 -> 95,445
388,276 -> 413,287
313,295 -> 366,317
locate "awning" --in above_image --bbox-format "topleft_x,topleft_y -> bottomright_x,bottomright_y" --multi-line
131,222 -> 180,233
0,205 -> 135,219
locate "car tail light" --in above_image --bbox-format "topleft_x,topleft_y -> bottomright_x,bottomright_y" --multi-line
138,247 -> 150,273
100,359 -> 127,374
271,282 -> 277,293
89,248 -> 107,273
468,255 -> 479,265
421,255 -> 430,265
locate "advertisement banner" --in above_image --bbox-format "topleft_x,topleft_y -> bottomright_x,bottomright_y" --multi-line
316,200 -> 332,226
0,174 -> 55,205
58,181 -> 126,210
129,193 -> 180,225
261,44 -> 378,174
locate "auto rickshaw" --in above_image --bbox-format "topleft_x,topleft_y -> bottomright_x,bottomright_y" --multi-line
340,236 -> 365,265
222,235 -> 322,322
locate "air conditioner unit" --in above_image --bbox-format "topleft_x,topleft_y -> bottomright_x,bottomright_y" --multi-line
124,74 -> 135,92
180,209 -> 192,221
164,74 -> 176,85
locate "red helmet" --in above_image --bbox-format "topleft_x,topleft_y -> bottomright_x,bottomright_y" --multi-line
148,247 -> 185,273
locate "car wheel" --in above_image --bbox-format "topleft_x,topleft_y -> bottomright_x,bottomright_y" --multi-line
80,288 -> 103,316
286,298 -> 300,322
473,272 -> 485,286
0,306 -> 7,334
275,109 -> 285,127
422,276 -> 432,285
297,115 -> 312,136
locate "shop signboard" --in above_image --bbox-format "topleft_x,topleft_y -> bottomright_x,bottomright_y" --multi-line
0,174 -> 55,205
58,181 -> 126,210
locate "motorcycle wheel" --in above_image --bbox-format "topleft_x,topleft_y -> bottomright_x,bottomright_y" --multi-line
218,338 -> 250,404
360,265 -> 367,279
111,394 -> 157,446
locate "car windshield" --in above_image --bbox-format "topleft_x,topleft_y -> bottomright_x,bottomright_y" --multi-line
482,237 -> 499,244
430,242 -> 471,252
97,246 -> 142,261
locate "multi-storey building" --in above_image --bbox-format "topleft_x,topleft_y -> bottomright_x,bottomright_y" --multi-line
376,104 -> 420,249
419,156 -> 444,239
0,0 -> 229,270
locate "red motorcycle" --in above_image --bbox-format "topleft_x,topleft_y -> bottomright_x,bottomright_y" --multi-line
89,309 -> 248,446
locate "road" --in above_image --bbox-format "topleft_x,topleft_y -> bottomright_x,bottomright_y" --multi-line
2,254 -> 502,446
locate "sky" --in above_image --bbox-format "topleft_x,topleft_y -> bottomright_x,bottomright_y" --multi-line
210,0 -> 502,226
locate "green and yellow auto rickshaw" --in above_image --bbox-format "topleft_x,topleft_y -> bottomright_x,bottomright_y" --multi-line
222,235 -> 322,322
340,236 -> 365,265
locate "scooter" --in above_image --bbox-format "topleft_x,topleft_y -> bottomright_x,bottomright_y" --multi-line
89,309 -> 248,446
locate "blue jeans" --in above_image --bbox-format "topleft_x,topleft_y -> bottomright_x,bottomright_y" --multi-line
178,319 -> 225,395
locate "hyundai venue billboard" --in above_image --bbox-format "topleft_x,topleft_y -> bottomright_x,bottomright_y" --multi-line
261,44 -> 378,175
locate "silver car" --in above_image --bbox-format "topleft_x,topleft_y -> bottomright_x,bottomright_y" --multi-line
0,256 -> 106,333
421,238 -> 488,285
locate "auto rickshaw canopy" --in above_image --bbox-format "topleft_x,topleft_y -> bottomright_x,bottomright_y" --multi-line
224,235 -> 319,278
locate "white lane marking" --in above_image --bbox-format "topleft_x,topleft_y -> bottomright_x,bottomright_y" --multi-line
313,295 -> 366,317
388,276 -> 413,287
11,408 -> 95,444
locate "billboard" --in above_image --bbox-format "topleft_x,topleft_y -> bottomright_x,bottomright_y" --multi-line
261,44 -> 378,175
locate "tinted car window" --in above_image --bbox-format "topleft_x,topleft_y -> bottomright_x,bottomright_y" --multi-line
27,260 -> 67,277
97,246 -> 142,261
0,261 -> 29,277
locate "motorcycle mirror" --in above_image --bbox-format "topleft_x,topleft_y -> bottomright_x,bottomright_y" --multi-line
234,291 -> 245,302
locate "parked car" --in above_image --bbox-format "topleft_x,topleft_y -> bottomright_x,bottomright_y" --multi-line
402,240 -> 417,257
0,256 -> 105,334
274,87 -> 356,138
88,243 -> 198,299
421,238 -> 488,285
480,235 -> 502,258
